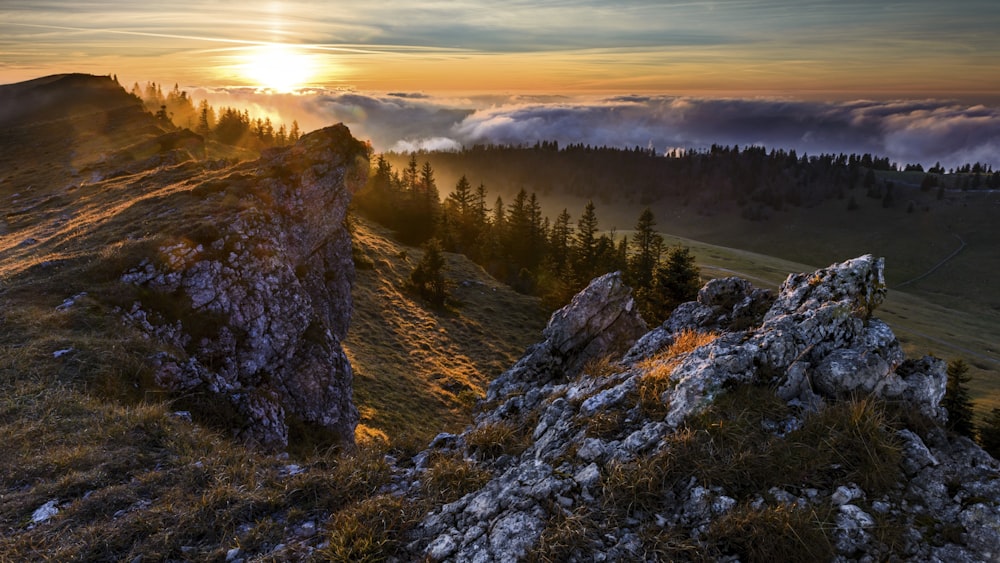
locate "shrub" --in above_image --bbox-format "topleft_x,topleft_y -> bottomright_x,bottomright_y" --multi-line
408,238 -> 449,306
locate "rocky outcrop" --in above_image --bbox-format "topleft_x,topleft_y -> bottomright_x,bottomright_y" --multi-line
121,125 -> 368,450
401,255 -> 999,562
484,271 -> 647,403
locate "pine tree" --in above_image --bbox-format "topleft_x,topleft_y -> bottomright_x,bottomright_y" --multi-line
573,201 -> 599,284
646,246 -> 700,322
548,209 -> 573,276
977,408 -> 1000,459
628,207 -> 663,290
409,238 -> 448,307
943,359 -> 975,438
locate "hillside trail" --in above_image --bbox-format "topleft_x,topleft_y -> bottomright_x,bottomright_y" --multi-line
894,233 -> 967,289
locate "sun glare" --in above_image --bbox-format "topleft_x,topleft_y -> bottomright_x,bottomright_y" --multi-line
241,44 -> 317,92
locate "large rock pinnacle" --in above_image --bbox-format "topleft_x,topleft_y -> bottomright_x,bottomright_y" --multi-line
121,125 -> 368,450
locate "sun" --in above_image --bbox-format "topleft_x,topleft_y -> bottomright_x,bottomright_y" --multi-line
241,44 -> 317,92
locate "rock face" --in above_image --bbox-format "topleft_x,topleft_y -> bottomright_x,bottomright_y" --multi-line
485,272 -> 648,402
122,125 -> 368,449
401,255 -> 1000,562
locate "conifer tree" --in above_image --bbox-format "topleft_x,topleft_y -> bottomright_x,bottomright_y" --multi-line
548,209 -> 573,276
628,207 -> 663,289
573,201 -> 600,284
943,359 -> 975,438
444,175 -> 482,255
977,408 -> 1000,459
646,246 -> 700,322
409,238 -> 448,307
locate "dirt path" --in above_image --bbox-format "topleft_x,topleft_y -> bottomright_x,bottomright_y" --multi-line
894,234 -> 967,289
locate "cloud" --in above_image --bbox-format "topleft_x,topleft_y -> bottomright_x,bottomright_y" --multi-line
183,88 -> 1000,169
441,96 -> 1000,169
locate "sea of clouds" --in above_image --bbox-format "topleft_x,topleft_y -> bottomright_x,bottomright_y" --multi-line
193,88 -> 1000,170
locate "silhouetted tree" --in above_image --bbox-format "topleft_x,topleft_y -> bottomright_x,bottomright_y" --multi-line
573,201 -> 600,284
646,246 -> 701,322
977,408 -> 1000,459
628,207 -> 663,289
409,238 -> 448,307
943,359 -> 975,438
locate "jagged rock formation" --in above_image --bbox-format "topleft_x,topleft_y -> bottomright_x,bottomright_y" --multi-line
402,256 -> 1000,562
121,125 -> 368,449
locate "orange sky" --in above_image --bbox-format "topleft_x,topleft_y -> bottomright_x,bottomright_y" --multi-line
2,1 -> 999,102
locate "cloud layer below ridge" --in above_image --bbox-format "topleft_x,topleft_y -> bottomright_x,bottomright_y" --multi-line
205,89 -> 1000,169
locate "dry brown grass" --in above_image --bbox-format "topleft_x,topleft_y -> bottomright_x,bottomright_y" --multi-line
421,452 -> 493,504
344,217 -> 547,446
705,502 -> 836,562
596,385 -> 906,558
635,329 -> 719,417
465,420 -> 531,460
319,494 -> 422,562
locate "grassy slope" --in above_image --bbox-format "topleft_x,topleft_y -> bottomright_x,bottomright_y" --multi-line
346,217 -> 547,446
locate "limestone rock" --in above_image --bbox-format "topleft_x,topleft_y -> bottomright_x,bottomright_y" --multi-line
400,256 -> 999,562
121,125 -> 367,449
485,271 -> 647,403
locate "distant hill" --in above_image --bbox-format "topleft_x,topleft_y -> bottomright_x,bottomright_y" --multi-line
0,73 -> 146,127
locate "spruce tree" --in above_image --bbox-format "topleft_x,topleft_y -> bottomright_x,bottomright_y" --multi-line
943,359 -> 975,438
409,238 -> 448,307
977,408 -> 1000,459
573,201 -> 599,284
548,209 -> 573,276
646,246 -> 701,322
628,207 -> 663,290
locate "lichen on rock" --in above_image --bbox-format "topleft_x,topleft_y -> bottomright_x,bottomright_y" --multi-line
400,255 -> 999,562
121,124 -> 368,450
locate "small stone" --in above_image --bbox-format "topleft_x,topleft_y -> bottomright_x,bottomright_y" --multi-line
574,463 -> 600,490
225,547 -> 242,562
576,438 -> 608,462
296,520 -> 316,538
32,500 -> 59,523
832,484 -> 864,505
425,533 -> 458,560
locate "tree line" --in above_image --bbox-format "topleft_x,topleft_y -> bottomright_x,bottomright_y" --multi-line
129,81 -> 301,150
355,154 -> 700,320
385,143 -> 1000,222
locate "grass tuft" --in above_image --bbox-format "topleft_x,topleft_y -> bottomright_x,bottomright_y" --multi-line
706,502 -> 836,562
421,452 -> 492,504
320,494 -> 421,562
465,420 -> 531,460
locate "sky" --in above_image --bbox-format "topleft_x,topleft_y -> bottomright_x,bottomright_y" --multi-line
2,1 -> 999,167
